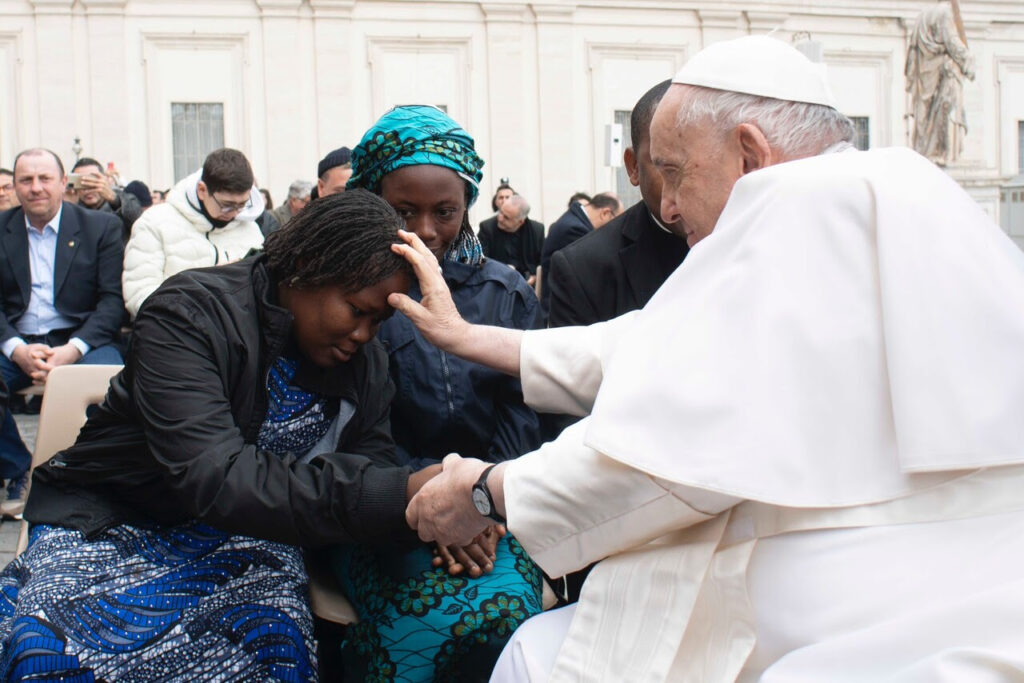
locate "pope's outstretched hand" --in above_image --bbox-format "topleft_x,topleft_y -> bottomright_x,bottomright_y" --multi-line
407,453 -> 494,547
388,230 -> 468,352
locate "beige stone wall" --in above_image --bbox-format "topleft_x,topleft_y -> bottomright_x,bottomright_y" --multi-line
1,0 -> 1022,228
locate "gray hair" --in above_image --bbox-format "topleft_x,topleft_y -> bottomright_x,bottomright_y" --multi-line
287,180 -> 314,199
505,194 -> 530,220
675,85 -> 855,159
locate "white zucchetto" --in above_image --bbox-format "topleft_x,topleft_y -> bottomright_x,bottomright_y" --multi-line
672,35 -> 838,108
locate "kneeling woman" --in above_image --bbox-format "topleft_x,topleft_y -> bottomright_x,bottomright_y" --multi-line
0,191 -> 431,681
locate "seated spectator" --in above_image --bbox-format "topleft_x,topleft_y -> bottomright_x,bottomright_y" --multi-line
122,148 -> 266,318
333,104 -> 544,681
70,157 -> 143,240
271,180 -> 313,228
123,180 -> 154,213
479,194 -> 545,287
489,182 -> 514,213
0,148 -> 124,516
1,190 -> 440,679
539,191 -> 622,318
566,191 -> 590,208
0,168 -> 16,210
151,188 -> 167,204
314,147 -> 353,199
259,187 -> 273,210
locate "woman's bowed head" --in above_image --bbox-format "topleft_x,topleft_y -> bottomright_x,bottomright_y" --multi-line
263,188 -> 413,368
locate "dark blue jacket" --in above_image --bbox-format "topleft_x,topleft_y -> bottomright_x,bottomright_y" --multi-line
379,258 -> 543,469
539,202 -> 593,318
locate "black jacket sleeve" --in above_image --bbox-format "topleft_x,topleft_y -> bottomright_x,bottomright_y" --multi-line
130,295 -> 412,548
72,213 -> 126,349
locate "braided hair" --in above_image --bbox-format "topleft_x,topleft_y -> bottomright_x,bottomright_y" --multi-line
263,189 -> 411,291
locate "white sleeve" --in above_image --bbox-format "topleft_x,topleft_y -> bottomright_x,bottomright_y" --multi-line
503,418 -> 739,578
519,311 -> 637,416
122,214 -> 169,318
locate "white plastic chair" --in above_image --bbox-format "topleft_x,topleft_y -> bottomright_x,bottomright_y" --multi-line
14,364 -> 122,555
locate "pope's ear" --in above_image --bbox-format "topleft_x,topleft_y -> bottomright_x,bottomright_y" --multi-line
623,147 -> 640,187
736,123 -> 773,175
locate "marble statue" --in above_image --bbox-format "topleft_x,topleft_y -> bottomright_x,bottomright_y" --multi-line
905,1 -> 976,166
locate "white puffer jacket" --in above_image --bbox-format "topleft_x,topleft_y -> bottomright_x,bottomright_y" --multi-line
122,170 -> 266,317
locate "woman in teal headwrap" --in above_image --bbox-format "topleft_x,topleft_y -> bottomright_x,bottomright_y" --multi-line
330,106 -> 544,681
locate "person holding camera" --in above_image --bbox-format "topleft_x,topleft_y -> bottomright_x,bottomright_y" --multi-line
68,157 -> 143,240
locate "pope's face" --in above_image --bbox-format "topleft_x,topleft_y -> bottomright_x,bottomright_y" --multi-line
650,85 -> 743,247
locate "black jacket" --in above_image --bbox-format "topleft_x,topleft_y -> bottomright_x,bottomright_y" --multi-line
26,257 -> 412,548
0,203 -> 125,349
539,203 -> 593,317
548,201 -> 689,327
478,216 -> 545,279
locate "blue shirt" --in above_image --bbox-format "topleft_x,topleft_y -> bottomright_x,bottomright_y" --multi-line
1,206 -> 90,358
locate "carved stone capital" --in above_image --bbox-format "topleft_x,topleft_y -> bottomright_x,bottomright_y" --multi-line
28,0 -> 75,14
309,0 -> 355,19
482,2 -> 531,23
530,2 -> 575,24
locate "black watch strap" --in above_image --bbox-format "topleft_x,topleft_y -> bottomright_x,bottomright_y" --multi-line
472,464 -> 505,524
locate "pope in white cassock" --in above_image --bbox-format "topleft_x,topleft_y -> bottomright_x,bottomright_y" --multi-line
391,35 -> 1024,681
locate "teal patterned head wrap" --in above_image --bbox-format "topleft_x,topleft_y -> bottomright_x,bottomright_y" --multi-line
348,105 -> 485,266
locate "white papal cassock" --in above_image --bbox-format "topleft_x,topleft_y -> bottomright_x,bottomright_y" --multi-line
491,147 -> 1024,681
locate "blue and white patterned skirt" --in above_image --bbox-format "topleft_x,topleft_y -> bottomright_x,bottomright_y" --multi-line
0,521 -> 316,682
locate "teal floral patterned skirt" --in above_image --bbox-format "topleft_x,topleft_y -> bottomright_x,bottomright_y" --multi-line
330,535 -> 543,682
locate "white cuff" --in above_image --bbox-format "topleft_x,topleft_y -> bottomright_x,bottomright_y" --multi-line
69,337 -> 91,357
2,337 -> 25,360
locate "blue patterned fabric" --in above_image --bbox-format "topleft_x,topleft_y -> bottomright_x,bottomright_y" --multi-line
0,355 -> 336,682
331,535 -> 543,682
259,356 -> 339,455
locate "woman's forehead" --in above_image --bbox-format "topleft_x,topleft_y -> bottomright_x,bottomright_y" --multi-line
380,164 -> 465,198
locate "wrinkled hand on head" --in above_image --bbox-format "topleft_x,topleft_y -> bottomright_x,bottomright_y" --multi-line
388,230 -> 467,351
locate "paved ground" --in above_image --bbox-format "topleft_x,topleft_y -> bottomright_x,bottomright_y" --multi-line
0,414 -> 38,569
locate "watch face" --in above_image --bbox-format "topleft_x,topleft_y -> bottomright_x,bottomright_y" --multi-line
472,486 -> 491,516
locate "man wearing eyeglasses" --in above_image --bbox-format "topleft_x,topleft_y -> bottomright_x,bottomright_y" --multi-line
122,148 -> 266,318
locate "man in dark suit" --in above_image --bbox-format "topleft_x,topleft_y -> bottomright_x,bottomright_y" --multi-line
548,80 -> 689,327
478,194 -> 545,287
539,191 -> 622,320
0,148 -> 125,513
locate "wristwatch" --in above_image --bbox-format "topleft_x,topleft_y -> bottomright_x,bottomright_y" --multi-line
471,464 -> 505,523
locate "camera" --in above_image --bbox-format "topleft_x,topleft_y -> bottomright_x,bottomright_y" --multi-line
68,173 -> 85,189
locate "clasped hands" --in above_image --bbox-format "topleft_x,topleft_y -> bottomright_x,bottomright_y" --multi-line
409,453 -> 500,579
11,342 -> 82,384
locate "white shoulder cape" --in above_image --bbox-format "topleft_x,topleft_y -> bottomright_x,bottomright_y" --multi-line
585,148 -> 1024,507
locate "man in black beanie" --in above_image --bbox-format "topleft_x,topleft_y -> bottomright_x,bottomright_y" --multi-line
312,146 -> 352,199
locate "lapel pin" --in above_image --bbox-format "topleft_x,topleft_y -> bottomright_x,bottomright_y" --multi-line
68,241 -> 75,248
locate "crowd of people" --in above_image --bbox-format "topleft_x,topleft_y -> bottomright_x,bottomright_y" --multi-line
0,33 -> 1021,683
